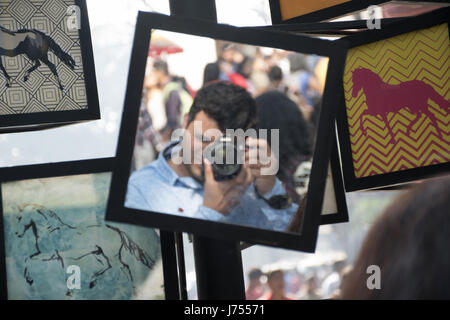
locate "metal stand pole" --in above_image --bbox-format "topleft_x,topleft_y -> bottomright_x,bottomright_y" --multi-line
175,232 -> 188,300
193,235 -> 246,300
168,0 -> 246,300
169,0 -> 218,21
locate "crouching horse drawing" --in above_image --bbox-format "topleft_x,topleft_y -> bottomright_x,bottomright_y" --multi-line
14,204 -> 156,296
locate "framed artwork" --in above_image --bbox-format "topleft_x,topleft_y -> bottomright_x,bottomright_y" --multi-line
0,158 -> 179,300
105,12 -> 347,252
336,7 -> 450,191
0,0 -> 100,132
268,0 -> 449,24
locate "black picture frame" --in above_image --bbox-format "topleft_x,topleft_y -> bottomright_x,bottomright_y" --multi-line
335,7 -> 450,191
320,137 -> 349,225
0,158 -> 179,300
104,12 -> 348,252
268,0 -> 449,24
270,0 -> 376,24
0,0 -> 100,132
257,17 -> 407,37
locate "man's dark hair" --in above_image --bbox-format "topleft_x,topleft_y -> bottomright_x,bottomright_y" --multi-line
248,268 -> 263,281
203,62 -> 220,86
268,65 -> 283,82
153,59 -> 169,75
187,82 -> 257,131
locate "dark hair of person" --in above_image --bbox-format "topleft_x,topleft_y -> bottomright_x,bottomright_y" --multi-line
268,65 -> 283,82
203,62 -> 220,86
153,59 -> 169,75
248,268 -> 263,281
340,176 -> 450,299
187,82 -> 257,131
255,90 -> 312,164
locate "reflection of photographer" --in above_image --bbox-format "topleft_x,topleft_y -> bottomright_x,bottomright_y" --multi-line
126,82 -> 297,231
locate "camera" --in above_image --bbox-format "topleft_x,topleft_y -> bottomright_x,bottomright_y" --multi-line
202,136 -> 246,181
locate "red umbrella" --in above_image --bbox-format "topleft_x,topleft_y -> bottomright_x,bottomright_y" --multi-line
148,33 -> 183,57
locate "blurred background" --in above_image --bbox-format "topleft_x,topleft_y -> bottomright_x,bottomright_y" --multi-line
1,0 -> 430,300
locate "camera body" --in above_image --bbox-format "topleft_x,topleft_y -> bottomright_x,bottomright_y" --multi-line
202,136 -> 246,181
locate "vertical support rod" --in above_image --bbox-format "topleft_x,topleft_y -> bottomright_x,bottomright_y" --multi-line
175,232 -> 188,300
193,235 -> 245,300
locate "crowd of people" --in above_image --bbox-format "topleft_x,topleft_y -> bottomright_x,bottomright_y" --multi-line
245,258 -> 352,300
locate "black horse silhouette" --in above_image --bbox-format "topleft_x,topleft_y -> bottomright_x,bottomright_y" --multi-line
14,204 -> 156,296
0,25 -> 76,91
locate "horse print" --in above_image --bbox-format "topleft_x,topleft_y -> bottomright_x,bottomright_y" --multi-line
351,68 -> 450,143
342,22 -> 450,179
13,204 -> 155,297
0,25 -> 76,91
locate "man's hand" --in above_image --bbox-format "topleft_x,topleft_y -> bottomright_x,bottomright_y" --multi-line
245,137 -> 277,195
202,158 -> 253,216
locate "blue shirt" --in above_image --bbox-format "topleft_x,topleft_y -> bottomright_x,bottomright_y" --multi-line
125,141 -> 298,232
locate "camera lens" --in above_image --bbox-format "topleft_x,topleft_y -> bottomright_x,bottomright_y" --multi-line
204,137 -> 242,181
213,145 -> 240,177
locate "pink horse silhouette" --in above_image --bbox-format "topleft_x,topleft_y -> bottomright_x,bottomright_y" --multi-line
351,68 -> 449,142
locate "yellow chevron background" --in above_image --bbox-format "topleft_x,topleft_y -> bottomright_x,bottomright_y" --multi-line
343,23 -> 450,178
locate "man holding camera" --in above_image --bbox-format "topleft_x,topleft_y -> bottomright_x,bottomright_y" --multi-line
125,82 -> 297,231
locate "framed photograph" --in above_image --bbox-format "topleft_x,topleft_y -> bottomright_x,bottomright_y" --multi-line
268,0 -> 448,24
0,0 -> 100,132
336,7 -> 450,191
320,138 -> 348,225
0,158 -> 179,300
105,12 -> 347,252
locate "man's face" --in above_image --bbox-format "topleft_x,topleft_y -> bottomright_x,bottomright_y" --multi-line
182,111 -> 222,183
